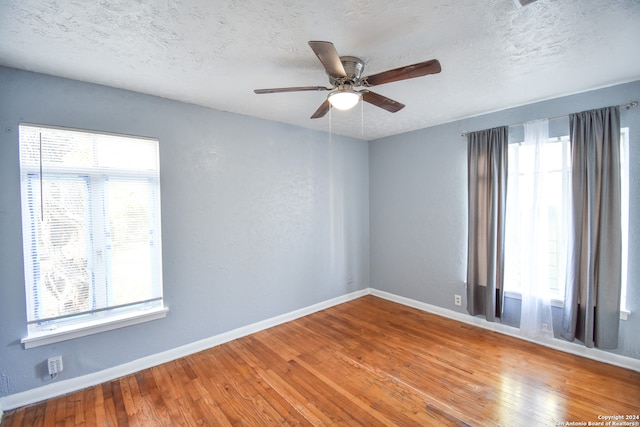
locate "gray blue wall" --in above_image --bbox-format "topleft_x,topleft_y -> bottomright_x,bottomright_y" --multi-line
369,80 -> 640,361
1,66 -> 638,400
0,67 -> 370,396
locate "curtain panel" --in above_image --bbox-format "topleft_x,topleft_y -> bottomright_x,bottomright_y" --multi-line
511,119 -> 557,339
466,126 -> 508,322
561,106 -> 622,349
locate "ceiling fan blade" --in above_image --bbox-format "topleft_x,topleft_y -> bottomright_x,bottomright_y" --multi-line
254,86 -> 331,94
362,90 -> 405,113
308,41 -> 347,79
363,59 -> 441,86
310,99 -> 331,119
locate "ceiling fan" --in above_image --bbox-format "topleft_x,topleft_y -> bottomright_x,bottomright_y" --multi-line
254,41 -> 441,119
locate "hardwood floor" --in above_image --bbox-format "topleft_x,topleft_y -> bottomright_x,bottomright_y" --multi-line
2,295 -> 639,426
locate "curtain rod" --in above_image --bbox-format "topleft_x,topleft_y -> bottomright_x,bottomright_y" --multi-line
460,100 -> 638,137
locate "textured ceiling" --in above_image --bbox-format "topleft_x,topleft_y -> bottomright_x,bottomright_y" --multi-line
1,0 -> 639,140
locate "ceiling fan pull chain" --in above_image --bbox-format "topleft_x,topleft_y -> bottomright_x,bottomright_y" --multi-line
361,100 -> 364,138
329,104 -> 332,145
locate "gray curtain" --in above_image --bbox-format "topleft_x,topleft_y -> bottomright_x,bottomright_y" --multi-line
561,106 -> 622,349
466,126 -> 508,322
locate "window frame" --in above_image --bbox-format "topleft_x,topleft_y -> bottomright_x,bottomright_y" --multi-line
18,123 -> 168,349
619,127 -> 630,317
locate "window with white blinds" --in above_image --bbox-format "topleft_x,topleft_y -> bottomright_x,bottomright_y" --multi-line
19,124 -> 166,346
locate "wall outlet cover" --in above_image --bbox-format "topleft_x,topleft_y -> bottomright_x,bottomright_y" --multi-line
47,356 -> 63,376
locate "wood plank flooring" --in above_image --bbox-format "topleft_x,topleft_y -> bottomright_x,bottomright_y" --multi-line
2,295 -> 639,426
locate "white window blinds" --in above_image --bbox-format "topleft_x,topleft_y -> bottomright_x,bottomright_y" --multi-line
19,124 -> 164,333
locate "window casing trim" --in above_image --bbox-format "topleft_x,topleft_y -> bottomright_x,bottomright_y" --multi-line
18,123 -> 166,347
21,305 -> 168,349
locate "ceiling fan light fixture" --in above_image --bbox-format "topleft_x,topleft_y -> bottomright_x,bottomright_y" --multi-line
327,88 -> 361,110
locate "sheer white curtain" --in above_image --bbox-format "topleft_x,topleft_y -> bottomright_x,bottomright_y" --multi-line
505,119 -> 556,338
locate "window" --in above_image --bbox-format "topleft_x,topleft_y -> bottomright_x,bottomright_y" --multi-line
620,128 -> 630,314
504,128 -> 630,313
19,124 -> 167,348
504,134 -> 571,301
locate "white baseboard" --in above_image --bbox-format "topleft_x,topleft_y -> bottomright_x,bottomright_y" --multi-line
0,289 -> 369,412
370,289 -> 640,373
1,287 -> 638,413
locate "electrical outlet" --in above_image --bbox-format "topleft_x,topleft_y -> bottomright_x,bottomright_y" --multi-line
542,323 -> 549,332
48,355 -> 63,376
454,294 -> 462,306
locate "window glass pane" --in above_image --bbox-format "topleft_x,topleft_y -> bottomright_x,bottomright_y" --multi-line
20,126 -> 94,169
19,124 -> 163,333
620,128 -> 629,311
96,135 -> 159,171
19,125 -> 158,172
504,137 -> 570,299
505,129 -> 627,309
26,174 -> 92,322
107,178 -> 161,305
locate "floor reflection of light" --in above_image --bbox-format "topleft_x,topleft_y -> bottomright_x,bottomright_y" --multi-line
496,370 -> 561,425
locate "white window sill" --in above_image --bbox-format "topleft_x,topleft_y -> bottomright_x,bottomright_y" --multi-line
21,306 -> 169,349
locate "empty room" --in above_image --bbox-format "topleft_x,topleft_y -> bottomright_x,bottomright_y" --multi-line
1,0 -> 639,425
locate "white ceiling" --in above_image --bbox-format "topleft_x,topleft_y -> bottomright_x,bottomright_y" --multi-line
1,0 -> 639,140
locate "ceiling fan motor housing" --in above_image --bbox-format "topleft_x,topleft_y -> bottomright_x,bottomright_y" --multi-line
330,56 -> 365,86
